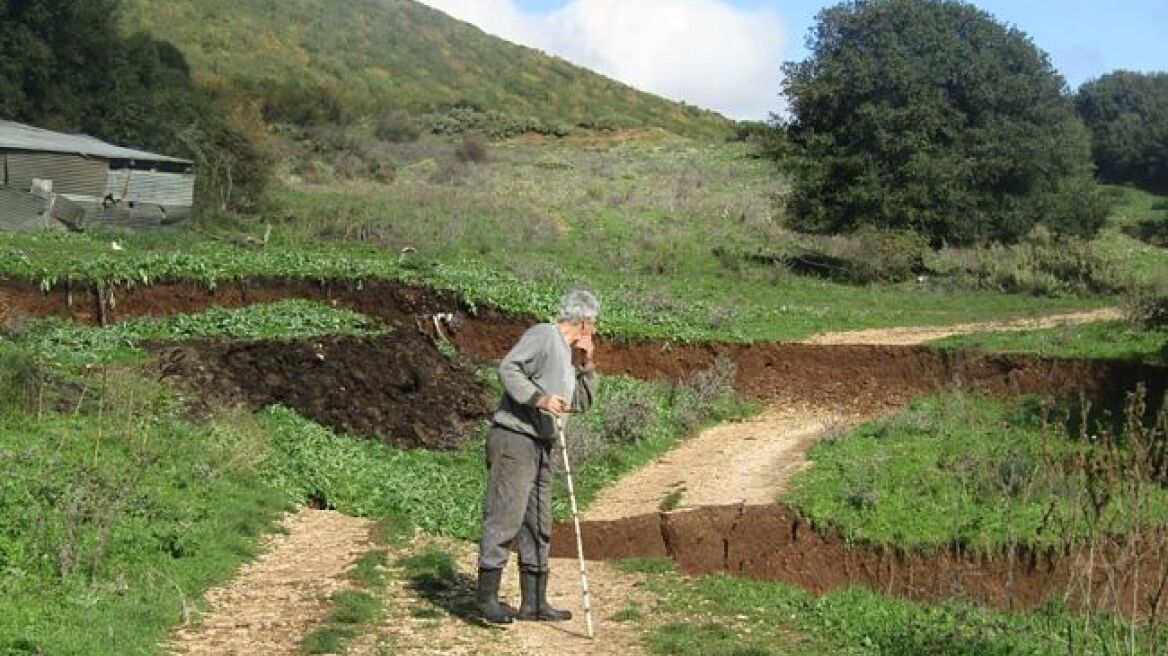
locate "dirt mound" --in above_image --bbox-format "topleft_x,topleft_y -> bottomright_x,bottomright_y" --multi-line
156,332 -> 494,449
552,503 -> 1166,618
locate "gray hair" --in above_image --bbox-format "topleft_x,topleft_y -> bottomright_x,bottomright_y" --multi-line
556,289 -> 601,324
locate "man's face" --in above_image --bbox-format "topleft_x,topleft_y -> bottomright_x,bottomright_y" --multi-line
571,319 -> 596,345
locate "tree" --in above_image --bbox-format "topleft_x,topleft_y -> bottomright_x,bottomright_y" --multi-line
1076,71 -> 1168,191
0,0 -> 269,212
779,0 -> 1105,246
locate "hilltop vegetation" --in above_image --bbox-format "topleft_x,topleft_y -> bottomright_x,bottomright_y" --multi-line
124,0 -> 732,140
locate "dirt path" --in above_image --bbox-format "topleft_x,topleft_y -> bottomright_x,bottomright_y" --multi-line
583,404 -> 853,521
349,539 -> 653,656
581,307 -> 1122,519
802,307 -> 1121,346
164,510 -> 376,656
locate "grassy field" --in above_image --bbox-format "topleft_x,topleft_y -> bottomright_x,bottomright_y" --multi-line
619,559 -> 1163,655
934,321 -> 1168,364
0,300 -> 750,654
2,133 -> 1165,655
7,138 -> 1152,343
783,393 -> 1168,552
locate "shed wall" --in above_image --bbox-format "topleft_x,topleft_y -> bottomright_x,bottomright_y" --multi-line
5,152 -> 107,198
106,170 -> 195,207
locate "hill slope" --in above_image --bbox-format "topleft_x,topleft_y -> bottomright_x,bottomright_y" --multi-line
126,0 -> 733,139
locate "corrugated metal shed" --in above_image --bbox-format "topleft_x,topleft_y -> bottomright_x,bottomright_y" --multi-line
0,120 -> 192,165
6,152 -> 107,198
0,120 -> 197,231
106,170 -> 195,207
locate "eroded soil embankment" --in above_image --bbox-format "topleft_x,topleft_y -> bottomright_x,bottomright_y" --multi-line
551,503 -> 1168,618
5,279 -> 1164,415
155,333 -> 495,449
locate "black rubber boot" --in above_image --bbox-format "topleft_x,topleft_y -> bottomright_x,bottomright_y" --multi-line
477,568 -> 514,624
517,570 -> 573,621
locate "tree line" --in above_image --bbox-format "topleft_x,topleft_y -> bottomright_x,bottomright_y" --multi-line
0,0 -> 267,212
774,0 -> 1167,246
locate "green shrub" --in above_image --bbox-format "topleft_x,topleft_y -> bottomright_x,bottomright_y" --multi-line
1124,283 -> 1168,329
454,132 -> 488,164
932,228 -> 1124,296
373,109 -> 421,143
0,342 -> 37,416
1126,217 -> 1168,248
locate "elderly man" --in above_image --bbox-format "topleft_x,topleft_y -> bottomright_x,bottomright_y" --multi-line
477,289 -> 600,624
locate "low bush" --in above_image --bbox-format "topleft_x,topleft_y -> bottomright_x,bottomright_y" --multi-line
454,132 -> 488,164
931,227 -> 1125,296
1125,216 -> 1168,247
0,342 -> 37,416
1123,283 -> 1168,329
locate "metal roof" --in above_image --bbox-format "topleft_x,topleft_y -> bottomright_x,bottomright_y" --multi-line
0,120 -> 193,165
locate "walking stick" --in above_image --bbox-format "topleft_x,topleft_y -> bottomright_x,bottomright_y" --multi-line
556,414 -> 595,639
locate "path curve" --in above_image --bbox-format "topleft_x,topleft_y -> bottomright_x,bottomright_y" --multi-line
581,307 -> 1122,519
582,405 -> 850,521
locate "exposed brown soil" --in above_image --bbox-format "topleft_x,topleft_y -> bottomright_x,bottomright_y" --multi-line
165,509 -> 377,656
5,279 -> 1161,413
154,332 -> 494,449
553,503 -> 1168,617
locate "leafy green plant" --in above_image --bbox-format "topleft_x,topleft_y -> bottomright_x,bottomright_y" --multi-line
784,393 -> 1168,551
933,321 -> 1168,364
16,300 -> 386,370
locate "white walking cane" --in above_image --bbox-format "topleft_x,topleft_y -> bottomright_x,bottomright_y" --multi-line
556,414 -> 595,639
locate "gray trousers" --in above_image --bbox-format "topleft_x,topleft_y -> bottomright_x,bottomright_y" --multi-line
478,426 -> 553,573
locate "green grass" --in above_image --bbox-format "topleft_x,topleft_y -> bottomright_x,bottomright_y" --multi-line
396,547 -> 458,587
328,590 -> 382,625
637,570 -> 1163,655
783,393 -> 1168,552
349,550 -> 390,589
300,626 -> 356,655
0,138 -> 1126,344
0,387 -> 288,655
0,322 -> 736,653
14,300 -> 387,370
259,368 -> 742,538
1095,186 -> 1168,283
933,320 -> 1168,364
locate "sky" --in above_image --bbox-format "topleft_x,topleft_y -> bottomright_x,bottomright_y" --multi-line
416,0 -> 1168,120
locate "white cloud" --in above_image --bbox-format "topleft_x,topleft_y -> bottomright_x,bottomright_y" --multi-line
417,0 -> 785,120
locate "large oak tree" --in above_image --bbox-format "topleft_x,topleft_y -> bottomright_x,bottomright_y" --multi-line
779,0 -> 1105,246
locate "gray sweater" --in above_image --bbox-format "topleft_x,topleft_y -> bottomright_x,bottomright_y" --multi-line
493,323 -> 598,441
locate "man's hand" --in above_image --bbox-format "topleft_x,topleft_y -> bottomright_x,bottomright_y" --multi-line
536,394 -> 570,416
